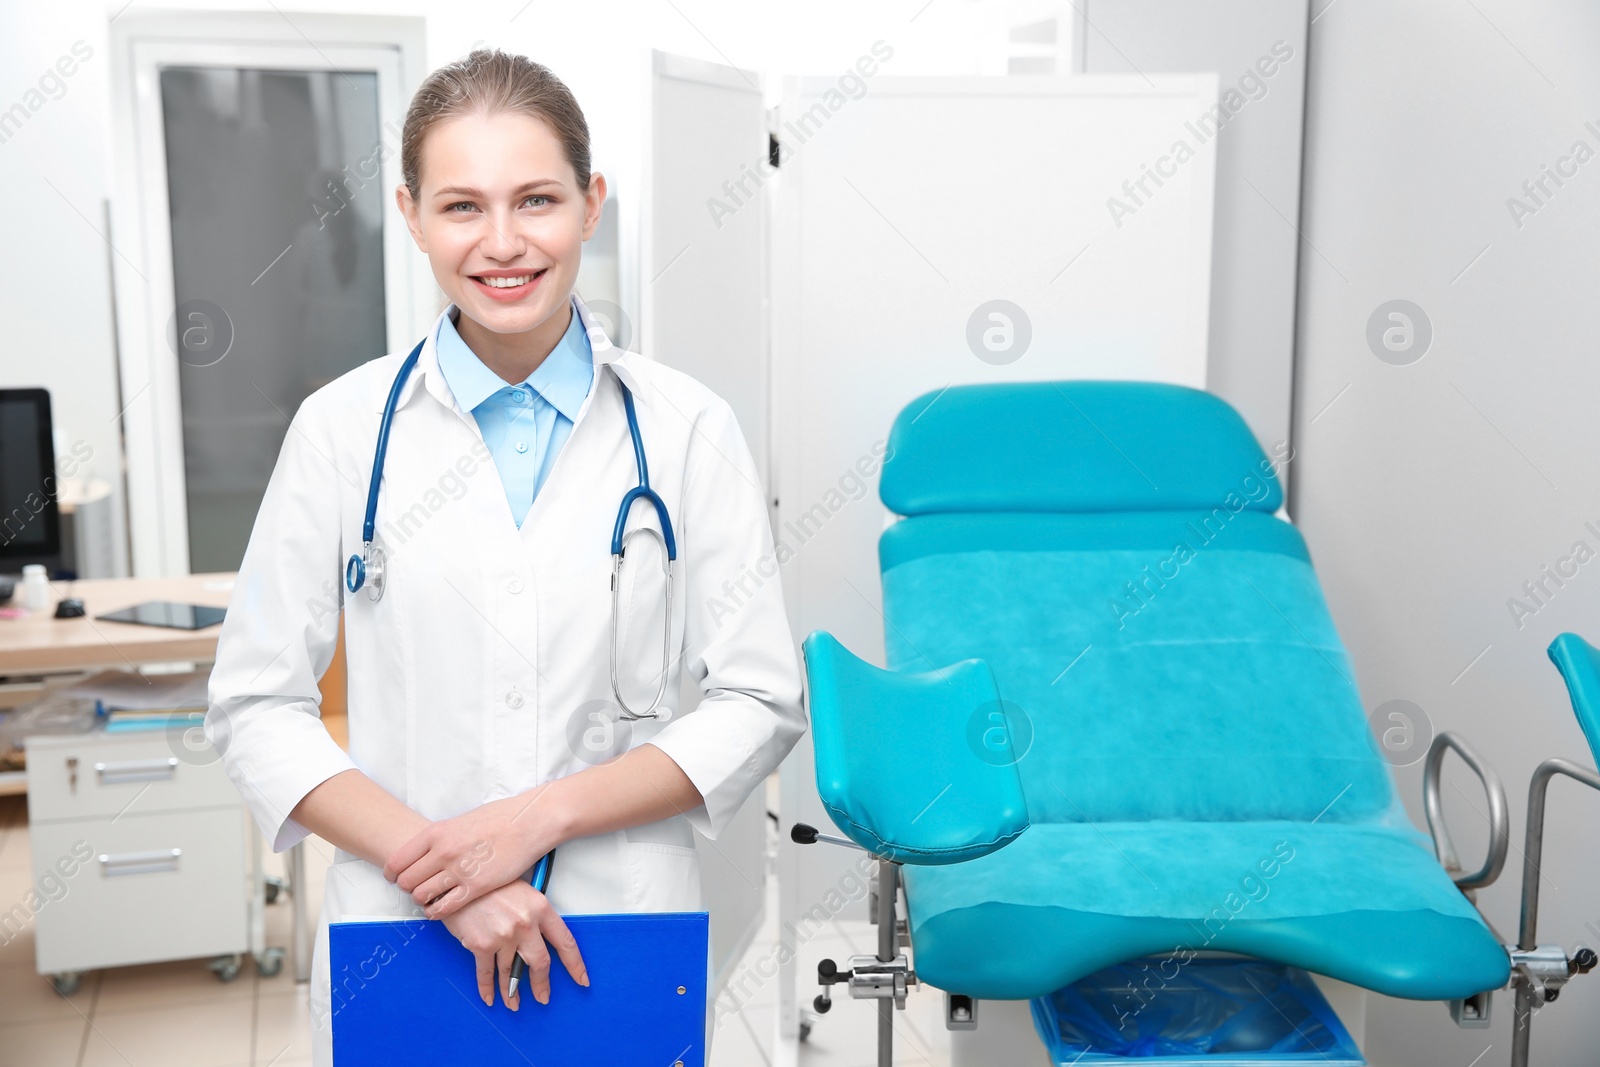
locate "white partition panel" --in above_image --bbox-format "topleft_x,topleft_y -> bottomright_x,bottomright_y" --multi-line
642,50 -> 771,479
642,49 -> 774,1005
770,73 -> 1219,1042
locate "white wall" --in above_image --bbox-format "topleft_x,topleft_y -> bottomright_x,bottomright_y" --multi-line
0,2 -> 127,576
1081,0 -> 1309,482
1294,2 -> 1600,1063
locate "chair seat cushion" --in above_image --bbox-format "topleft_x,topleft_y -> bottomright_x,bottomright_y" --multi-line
902,820 -> 1509,1000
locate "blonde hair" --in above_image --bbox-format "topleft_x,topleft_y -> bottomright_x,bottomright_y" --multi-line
400,49 -> 592,200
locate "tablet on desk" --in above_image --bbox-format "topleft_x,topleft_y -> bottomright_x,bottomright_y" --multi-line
96,601 -> 226,630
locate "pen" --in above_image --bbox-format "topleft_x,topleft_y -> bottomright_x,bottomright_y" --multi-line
508,850 -> 555,990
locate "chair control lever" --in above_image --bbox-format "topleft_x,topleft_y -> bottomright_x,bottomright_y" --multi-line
791,822 -> 869,852
813,958 -> 848,1013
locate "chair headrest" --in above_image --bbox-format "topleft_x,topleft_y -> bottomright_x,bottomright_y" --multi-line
880,381 -> 1284,516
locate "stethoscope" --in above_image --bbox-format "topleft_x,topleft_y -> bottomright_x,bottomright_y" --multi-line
345,330 -> 678,721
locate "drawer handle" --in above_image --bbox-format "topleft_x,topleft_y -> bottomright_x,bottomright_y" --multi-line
94,758 -> 179,785
99,849 -> 182,877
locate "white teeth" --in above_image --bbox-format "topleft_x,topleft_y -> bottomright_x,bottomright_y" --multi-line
481,273 -> 537,288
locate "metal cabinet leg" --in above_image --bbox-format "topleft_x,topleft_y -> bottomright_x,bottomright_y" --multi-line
291,840 -> 312,982
249,821 -> 266,961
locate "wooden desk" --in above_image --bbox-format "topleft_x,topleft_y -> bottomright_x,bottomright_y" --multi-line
0,573 -> 236,674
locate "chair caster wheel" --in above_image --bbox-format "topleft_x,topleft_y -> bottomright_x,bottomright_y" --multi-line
255,948 -> 285,978
50,972 -> 83,996
209,953 -> 244,982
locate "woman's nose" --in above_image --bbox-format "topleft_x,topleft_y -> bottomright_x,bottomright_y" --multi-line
479,210 -> 526,260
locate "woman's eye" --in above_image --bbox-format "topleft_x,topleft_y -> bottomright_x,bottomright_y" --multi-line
446,201 -> 477,213
523,195 -> 550,208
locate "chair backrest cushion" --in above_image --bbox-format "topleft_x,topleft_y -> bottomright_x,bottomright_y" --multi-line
876,383 -> 1393,825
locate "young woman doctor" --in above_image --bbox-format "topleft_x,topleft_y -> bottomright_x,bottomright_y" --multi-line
205,49 -> 805,1063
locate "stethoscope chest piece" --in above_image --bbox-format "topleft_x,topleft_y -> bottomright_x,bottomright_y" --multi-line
346,541 -> 387,602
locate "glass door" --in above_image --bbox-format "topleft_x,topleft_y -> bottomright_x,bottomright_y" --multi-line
160,66 -> 389,572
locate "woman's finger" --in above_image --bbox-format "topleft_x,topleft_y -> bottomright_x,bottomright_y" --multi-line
381,826 -> 434,883
498,947 -> 521,1012
423,887 -> 474,920
473,948 -> 495,1007
539,909 -> 589,987
413,870 -> 462,911
394,852 -> 450,896
519,934 -> 553,1005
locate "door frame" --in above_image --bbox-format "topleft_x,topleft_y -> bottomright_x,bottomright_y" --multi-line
109,11 -> 430,576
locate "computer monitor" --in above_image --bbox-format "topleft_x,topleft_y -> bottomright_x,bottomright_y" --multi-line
0,388 -> 63,576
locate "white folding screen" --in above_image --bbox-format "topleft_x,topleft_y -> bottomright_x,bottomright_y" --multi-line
767,73 -> 1219,1041
641,50 -> 772,481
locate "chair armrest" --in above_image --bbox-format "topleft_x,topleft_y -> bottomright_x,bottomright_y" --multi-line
1547,632 -> 1600,768
802,630 -> 1030,865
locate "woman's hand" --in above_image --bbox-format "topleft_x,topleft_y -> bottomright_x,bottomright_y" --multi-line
442,880 -> 588,1008
383,790 -> 566,917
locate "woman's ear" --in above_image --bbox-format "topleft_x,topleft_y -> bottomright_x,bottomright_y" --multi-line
581,172 -> 608,242
396,183 -> 427,251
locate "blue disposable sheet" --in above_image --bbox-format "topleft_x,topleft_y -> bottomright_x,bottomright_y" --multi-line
1031,957 -> 1364,1064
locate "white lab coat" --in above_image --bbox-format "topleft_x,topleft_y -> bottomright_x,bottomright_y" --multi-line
206,294 -> 806,1064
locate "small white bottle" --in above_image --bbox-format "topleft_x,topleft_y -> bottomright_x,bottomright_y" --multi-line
21,564 -> 49,613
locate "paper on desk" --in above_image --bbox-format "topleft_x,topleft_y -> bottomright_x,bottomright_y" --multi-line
62,669 -> 211,710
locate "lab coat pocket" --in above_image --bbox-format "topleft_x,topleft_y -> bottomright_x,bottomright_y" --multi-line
623,816 -> 702,912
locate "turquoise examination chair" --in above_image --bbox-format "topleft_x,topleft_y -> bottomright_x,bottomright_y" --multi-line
792,382 -> 1598,1066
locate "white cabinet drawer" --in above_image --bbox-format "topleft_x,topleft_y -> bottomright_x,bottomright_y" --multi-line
29,807 -> 250,974
25,731 -> 238,822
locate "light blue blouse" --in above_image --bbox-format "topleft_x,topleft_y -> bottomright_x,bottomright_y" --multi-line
434,299 -> 595,527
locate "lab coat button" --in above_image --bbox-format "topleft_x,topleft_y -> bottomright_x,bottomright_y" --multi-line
505,690 -> 524,709
505,577 -> 524,594
514,440 -> 529,454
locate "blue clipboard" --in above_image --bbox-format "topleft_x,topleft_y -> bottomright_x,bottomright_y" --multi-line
330,912 -> 708,1065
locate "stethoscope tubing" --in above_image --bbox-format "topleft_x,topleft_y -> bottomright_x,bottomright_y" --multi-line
345,332 -> 680,720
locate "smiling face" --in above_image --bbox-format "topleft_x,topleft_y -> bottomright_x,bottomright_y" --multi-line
397,109 -> 606,355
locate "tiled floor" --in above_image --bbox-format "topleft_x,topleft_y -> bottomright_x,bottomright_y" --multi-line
0,786 -> 965,1067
